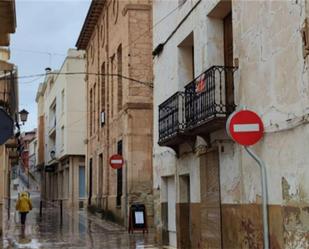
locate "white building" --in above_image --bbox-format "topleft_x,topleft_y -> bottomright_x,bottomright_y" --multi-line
39,49 -> 87,208
153,0 -> 309,248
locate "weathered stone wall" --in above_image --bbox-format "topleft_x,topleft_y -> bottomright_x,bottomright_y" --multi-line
154,0 -> 309,248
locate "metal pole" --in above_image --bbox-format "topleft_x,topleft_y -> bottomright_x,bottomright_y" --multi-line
244,146 -> 269,249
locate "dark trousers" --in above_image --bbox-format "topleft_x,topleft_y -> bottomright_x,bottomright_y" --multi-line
20,212 -> 28,225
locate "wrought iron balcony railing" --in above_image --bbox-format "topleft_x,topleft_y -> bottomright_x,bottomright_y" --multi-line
185,65 -> 237,130
158,65 -> 237,148
158,92 -> 185,144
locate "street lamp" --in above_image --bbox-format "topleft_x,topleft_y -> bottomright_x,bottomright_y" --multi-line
14,109 -> 29,190
19,109 -> 29,125
50,150 -> 56,160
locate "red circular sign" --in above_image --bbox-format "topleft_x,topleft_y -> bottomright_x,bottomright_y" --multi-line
109,154 -> 124,169
226,110 -> 264,146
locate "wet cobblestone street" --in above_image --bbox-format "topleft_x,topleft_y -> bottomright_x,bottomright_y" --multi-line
1,195 -> 159,249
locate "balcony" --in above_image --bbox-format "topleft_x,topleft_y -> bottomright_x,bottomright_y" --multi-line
158,92 -> 186,149
0,69 -> 18,117
184,65 -> 236,137
158,65 -> 237,151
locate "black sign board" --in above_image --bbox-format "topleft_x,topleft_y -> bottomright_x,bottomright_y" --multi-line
0,109 -> 13,145
128,203 -> 148,233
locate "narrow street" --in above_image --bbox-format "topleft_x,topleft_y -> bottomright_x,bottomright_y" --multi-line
2,193 -> 159,249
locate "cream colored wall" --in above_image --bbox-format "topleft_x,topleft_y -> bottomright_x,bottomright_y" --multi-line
43,49 -> 86,162
65,50 -> 86,156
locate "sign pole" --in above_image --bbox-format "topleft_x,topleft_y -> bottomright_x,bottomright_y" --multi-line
227,108 -> 269,249
244,146 -> 269,249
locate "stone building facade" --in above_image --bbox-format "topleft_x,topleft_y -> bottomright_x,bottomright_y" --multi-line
153,0 -> 309,248
76,0 -> 153,226
37,49 -> 87,208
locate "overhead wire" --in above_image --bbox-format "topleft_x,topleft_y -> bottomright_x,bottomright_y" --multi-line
0,71 -> 153,87
6,4 -> 181,89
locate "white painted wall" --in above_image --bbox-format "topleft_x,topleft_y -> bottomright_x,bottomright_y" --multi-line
153,0 -> 228,222
42,49 -> 86,163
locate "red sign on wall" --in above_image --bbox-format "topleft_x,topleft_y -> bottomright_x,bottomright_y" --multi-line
226,110 -> 264,146
109,154 -> 124,169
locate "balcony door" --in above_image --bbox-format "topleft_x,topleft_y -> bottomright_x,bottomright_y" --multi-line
224,12 -> 234,114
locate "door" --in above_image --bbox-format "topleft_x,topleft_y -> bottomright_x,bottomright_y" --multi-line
201,149 -> 222,249
116,141 -> 123,207
98,154 -> 103,207
88,159 -> 93,205
79,166 -> 86,198
224,12 -> 234,114
167,177 -> 177,247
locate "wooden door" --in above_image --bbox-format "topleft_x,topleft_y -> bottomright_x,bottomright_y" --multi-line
224,12 -> 234,114
201,149 -> 222,249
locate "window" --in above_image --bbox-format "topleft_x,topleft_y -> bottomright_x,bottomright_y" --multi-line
101,62 -> 106,112
111,55 -> 115,117
65,168 -> 69,198
117,45 -> 123,112
98,154 -> 103,198
93,83 -> 97,133
178,32 -> 194,87
90,89 -> 93,136
79,166 -> 86,198
61,89 -> 65,114
61,126 -> 64,149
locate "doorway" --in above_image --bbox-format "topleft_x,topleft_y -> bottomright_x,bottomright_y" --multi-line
88,159 -> 93,206
200,149 -> 222,248
178,174 -> 191,248
167,177 -> 177,247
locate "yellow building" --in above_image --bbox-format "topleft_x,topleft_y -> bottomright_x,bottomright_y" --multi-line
0,0 -> 18,236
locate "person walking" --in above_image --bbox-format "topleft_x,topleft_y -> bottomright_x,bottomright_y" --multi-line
16,192 -> 32,227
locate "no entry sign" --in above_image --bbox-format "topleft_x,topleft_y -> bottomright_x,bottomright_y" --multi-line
109,154 -> 124,169
226,110 -> 264,146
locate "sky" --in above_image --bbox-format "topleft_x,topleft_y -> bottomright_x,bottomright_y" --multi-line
10,0 -> 91,131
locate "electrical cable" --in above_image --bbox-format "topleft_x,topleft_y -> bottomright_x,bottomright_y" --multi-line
0,72 -> 153,87
10,48 -> 66,57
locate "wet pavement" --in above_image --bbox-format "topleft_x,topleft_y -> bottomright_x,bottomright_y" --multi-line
1,194 -> 160,249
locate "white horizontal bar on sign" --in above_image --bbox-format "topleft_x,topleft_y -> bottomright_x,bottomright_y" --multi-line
111,159 -> 123,164
233,124 -> 260,132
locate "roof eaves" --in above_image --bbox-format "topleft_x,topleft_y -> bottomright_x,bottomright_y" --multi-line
76,0 -> 105,50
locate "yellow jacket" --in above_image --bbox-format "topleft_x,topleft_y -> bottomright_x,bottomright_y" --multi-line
16,192 -> 32,212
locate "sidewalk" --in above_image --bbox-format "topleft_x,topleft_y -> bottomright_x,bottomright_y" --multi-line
1,194 -> 160,249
